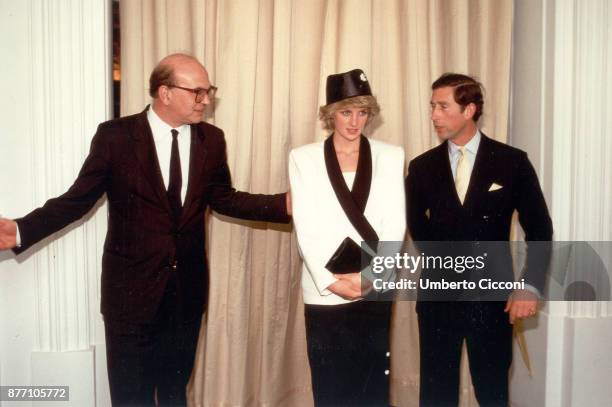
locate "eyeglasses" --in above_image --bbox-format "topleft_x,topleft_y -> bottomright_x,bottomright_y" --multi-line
168,84 -> 218,103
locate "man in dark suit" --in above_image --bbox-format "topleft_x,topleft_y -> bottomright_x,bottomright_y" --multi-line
0,53 -> 290,406
406,73 -> 553,406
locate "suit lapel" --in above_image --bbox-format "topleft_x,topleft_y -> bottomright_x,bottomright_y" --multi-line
350,135 -> 373,213
324,135 -> 379,246
433,141 -> 462,207
463,134 -> 495,209
179,123 -> 208,225
131,108 -> 172,215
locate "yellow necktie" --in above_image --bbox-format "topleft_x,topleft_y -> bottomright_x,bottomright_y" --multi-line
455,147 -> 469,204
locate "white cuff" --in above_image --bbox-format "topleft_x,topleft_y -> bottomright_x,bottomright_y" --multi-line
523,283 -> 541,299
319,274 -> 338,296
15,222 -> 22,247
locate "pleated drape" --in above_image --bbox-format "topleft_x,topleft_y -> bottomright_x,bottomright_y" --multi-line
120,1 -> 513,405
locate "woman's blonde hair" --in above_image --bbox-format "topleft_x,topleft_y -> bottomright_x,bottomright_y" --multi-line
319,95 -> 381,131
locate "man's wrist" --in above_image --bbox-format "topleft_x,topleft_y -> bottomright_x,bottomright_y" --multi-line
523,284 -> 541,299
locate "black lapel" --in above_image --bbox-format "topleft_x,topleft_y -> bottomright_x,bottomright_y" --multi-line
351,136 -> 373,213
434,141 -> 462,207
463,134 -> 495,209
324,135 -> 379,245
179,123 -> 208,226
130,108 -> 172,215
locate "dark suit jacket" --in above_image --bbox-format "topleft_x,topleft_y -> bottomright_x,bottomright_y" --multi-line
14,108 -> 289,323
406,134 -> 553,296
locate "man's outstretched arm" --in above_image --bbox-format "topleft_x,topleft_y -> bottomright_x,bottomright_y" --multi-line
3,126 -> 110,254
208,134 -> 290,224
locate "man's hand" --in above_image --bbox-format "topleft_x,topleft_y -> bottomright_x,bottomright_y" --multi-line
328,272 -> 362,300
285,190 -> 292,216
505,289 -> 539,324
0,218 -> 18,250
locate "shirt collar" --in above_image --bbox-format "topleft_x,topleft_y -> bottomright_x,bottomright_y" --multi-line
147,105 -> 189,140
448,130 -> 481,157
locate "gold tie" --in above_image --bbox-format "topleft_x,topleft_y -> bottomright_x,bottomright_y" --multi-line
455,147 -> 469,204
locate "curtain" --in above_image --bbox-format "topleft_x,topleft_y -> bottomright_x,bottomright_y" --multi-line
120,1 -> 513,405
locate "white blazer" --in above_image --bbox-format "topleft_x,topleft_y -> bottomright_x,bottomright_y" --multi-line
289,138 -> 407,305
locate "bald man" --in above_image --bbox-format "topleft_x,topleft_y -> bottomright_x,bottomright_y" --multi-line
0,54 -> 290,406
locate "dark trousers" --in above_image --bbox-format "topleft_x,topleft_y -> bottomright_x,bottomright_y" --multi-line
104,277 -> 202,406
417,301 -> 512,407
305,301 -> 392,407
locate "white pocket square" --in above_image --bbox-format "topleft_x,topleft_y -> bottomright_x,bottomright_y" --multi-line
488,182 -> 503,192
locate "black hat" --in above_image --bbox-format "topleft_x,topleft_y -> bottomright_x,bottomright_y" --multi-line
325,69 -> 372,105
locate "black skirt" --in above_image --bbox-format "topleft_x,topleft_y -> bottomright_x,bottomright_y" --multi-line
304,300 -> 392,407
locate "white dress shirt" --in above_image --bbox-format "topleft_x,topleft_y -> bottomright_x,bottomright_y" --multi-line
147,107 -> 191,204
448,130 -> 481,181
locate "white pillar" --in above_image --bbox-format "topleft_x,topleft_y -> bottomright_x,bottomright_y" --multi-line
510,0 -> 612,406
0,1 -> 112,406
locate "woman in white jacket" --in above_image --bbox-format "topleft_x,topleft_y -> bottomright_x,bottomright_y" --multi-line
289,69 -> 406,406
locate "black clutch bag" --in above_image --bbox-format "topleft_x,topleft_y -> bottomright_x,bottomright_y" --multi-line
325,237 -> 373,274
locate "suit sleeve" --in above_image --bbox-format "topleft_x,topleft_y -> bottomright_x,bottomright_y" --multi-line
515,152 -> 553,291
406,159 -> 430,242
13,125 -> 111,254
288,150 -> 337,295
208,134 -> 289,223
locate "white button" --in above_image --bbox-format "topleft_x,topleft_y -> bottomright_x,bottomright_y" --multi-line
384,370 -> 390,375
386,352 -> 390,357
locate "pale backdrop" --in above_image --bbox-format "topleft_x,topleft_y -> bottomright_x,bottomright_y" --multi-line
120,1 -> 513,405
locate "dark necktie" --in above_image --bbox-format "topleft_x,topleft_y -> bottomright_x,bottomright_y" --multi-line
167,129 -> 182,219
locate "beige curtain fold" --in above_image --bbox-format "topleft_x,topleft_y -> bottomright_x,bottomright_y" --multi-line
120,1 -> 513,406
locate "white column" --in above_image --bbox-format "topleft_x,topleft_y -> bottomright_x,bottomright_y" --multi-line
511,0 -> 612,406
28,0 -> 112,354
551,0 -> 612,243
